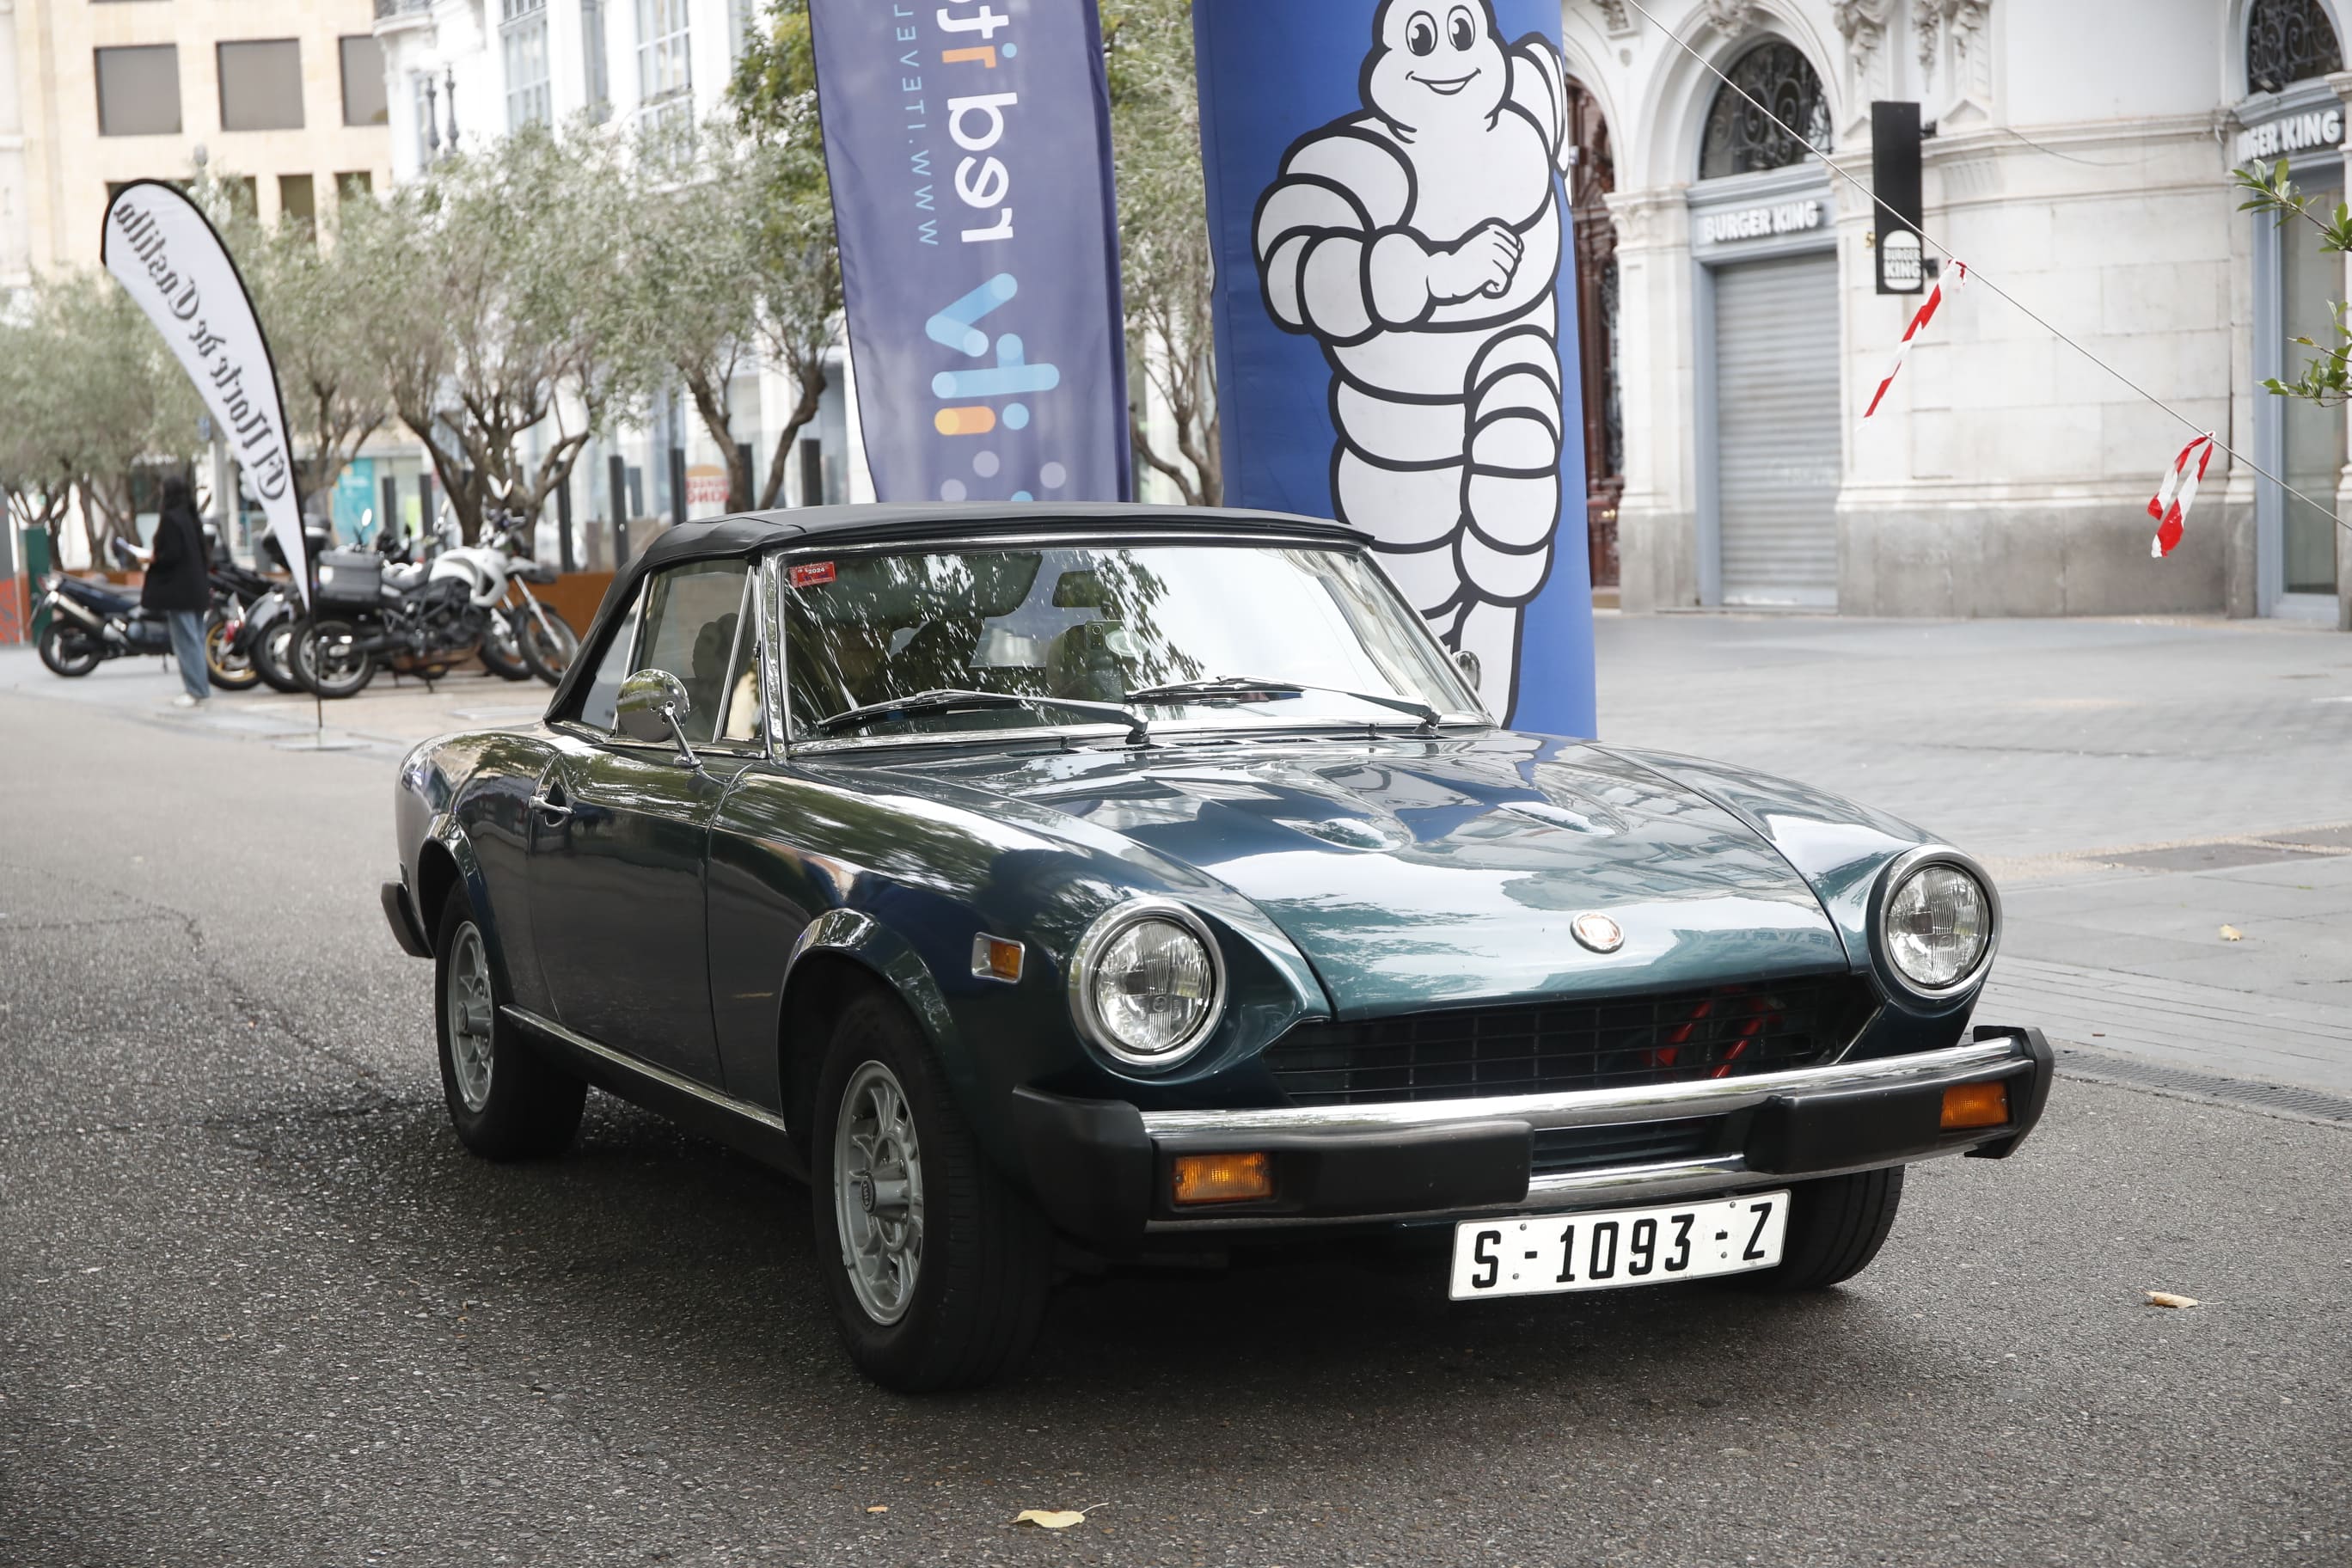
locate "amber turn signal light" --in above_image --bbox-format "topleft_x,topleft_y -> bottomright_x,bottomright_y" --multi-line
1171,1151 -> 1273,1206
970,934 -> 1024,983
1940,1080 -> 2011,1130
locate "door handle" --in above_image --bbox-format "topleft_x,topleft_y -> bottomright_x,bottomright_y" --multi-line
530,788 -> 573,824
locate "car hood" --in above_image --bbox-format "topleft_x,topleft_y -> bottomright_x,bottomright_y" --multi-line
886,733 -> 1849,1015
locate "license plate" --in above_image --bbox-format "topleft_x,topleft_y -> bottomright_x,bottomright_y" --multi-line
1449,1191 -> 1790,1300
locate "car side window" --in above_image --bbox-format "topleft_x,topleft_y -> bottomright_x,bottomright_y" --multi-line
573,590 -> 643,733
637,560 -> 756,746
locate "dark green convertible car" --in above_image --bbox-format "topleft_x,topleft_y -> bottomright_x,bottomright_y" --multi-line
383,504 -> 2050,1391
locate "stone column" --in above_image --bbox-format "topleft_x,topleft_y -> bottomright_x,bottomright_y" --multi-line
1605,185 -> 1700,611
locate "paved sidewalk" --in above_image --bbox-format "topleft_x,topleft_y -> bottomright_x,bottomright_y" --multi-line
1597,613 -> 2352,1093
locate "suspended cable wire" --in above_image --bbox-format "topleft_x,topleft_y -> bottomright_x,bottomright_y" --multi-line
1620,0 -> 2351,539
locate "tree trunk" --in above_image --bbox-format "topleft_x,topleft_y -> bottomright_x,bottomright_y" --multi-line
683,371 -> 754,513
757,359 -> 830,509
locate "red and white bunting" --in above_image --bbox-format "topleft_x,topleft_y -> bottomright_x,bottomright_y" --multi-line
2147,432 -> 2216,559
1861,260 -> 1967,421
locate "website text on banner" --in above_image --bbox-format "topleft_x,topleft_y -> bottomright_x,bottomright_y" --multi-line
101,181 -> 308,604
1193,0 -> 1595,734
808,0 -> 1131,505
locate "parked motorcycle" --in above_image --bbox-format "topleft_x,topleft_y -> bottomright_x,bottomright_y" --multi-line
34,572 -> 175,677
291,511 -> 575,699
199,552 -> 279,693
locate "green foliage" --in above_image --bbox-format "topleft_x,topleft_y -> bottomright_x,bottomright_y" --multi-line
2237,159 -> 2352,405
0,272 -> 201,558
1101,0 -> 1219,504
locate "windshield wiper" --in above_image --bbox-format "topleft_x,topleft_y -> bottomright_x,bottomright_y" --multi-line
805,688 -> 1150,744
1123,676 -> 1442,732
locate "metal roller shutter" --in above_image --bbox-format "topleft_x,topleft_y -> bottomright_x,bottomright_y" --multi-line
1713,252 -> 1841,607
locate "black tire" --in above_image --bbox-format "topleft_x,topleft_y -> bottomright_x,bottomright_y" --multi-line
812,988 -> 1053,1393
516,605 -> 579,687
37,621 -> 101,677
293,616 -> 377,699
253,618 -> 305,694
1743,1167 -> 1905,1292
203,609 -> 263,691
478,609 -> 534,682
432,889 -> 585,1161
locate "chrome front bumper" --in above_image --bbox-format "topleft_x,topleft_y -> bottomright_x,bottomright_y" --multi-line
1010,1028 -> 2055,1246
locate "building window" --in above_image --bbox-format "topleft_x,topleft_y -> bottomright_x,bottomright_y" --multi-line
728,0 -> 757,62
279,174 -> 315,240
337,170 -> 374,203
504,0 -> 553,130
219,176 -> 259,221
637,0 -> 692,139
218,40 -> 305,132
340,36 -> 389,126
95,46 -> 181,137
1697,40 -> 1830,180
582,0 -> 613,123
2247,0 -> 2345,93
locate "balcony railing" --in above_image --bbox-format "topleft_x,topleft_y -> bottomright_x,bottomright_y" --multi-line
374,0 -> 432,21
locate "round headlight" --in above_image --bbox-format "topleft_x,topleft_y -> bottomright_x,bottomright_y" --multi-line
1883,860 -> 1993,993
1069,903 -> 1224,1069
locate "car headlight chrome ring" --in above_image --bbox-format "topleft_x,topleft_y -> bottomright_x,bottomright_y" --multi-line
1871,847 -> 2000,1002
1067,898 -> 1227,1071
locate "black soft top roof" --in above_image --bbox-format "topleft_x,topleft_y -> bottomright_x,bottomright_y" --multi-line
548,502 -> 1365,716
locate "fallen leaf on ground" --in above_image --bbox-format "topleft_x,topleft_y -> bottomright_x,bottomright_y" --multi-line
2146,1290 -> 2200,1308
2219,925 -> 2243,942
865,1505 -> 888,1514
1014,1510 -> 1089,1530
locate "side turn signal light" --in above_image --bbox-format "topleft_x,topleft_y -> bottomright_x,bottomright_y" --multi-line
1940,1080 -> 2011,1130
970,934 -> 1024,983
1171,1151 -> 1273,1206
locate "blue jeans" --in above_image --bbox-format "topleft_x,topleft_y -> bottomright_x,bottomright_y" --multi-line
166,609 -> 211,701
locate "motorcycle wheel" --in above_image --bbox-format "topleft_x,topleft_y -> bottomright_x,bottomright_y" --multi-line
478,609 -> 534,682
518,606 -> 581,687
203,609 -> 263,691
37,621 -> 101,678
252,620 -> 306,695
294,617 -> 377,700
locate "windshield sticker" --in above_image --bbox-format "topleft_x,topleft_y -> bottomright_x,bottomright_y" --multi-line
789,561 -> 836,588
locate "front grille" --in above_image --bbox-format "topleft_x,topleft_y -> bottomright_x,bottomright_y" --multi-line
1529,1119 -> 1725,1176
1264,976 -> 1876,1107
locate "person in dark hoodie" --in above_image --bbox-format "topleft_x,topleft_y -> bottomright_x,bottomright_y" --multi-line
141,476 -> 212,707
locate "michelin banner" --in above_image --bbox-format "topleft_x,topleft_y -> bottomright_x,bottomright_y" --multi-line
101,180 -> 308,603
1195,0 -> 1595,733
811,0 -> 1131,505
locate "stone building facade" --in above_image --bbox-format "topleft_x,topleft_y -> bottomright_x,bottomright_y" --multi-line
3,0 -> 392,295
1563,0 -> 2352,628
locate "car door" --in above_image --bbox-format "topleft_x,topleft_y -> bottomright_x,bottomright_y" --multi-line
527,557 -> 769,1087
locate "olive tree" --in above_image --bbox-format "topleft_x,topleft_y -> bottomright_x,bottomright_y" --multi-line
0,273 -> 199,560
348,125 -> 645,541
1102,0 -> 1221,505
617,115 -> 840,513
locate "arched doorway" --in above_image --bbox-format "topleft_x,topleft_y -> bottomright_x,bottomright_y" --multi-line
1688,37 -> 1840,608
1566,78 -> 1622,597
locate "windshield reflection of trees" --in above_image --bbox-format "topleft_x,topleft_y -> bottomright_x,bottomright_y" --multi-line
781,546 -> 1462,738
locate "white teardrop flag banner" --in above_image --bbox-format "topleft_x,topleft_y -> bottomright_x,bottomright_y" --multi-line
101,180 -> 307,606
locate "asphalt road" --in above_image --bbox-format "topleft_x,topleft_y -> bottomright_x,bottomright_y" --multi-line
3,656 -> 2349,1566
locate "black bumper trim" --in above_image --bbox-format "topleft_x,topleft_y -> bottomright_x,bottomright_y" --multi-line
382,879 -> 432,959
1012,1028 -> 2056,1251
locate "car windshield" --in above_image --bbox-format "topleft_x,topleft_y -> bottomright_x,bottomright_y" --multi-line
780,542 -> 1481,742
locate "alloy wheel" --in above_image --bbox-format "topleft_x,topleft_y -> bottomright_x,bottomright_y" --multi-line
832,1060 -> 925,1325
445,922 -> 495,1113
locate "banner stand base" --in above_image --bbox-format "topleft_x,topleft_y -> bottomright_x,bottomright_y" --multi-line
273,734 -> 366,753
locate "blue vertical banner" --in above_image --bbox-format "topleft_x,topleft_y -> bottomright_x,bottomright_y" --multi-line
810,0 -> 1132,505
1194,0 -> 1596,735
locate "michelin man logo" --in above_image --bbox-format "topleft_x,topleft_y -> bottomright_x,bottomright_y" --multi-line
1253,0 -> 1572,720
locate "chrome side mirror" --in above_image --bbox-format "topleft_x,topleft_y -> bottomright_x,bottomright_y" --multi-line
616,668 -> 703,771
1453,648 -> 1482,692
